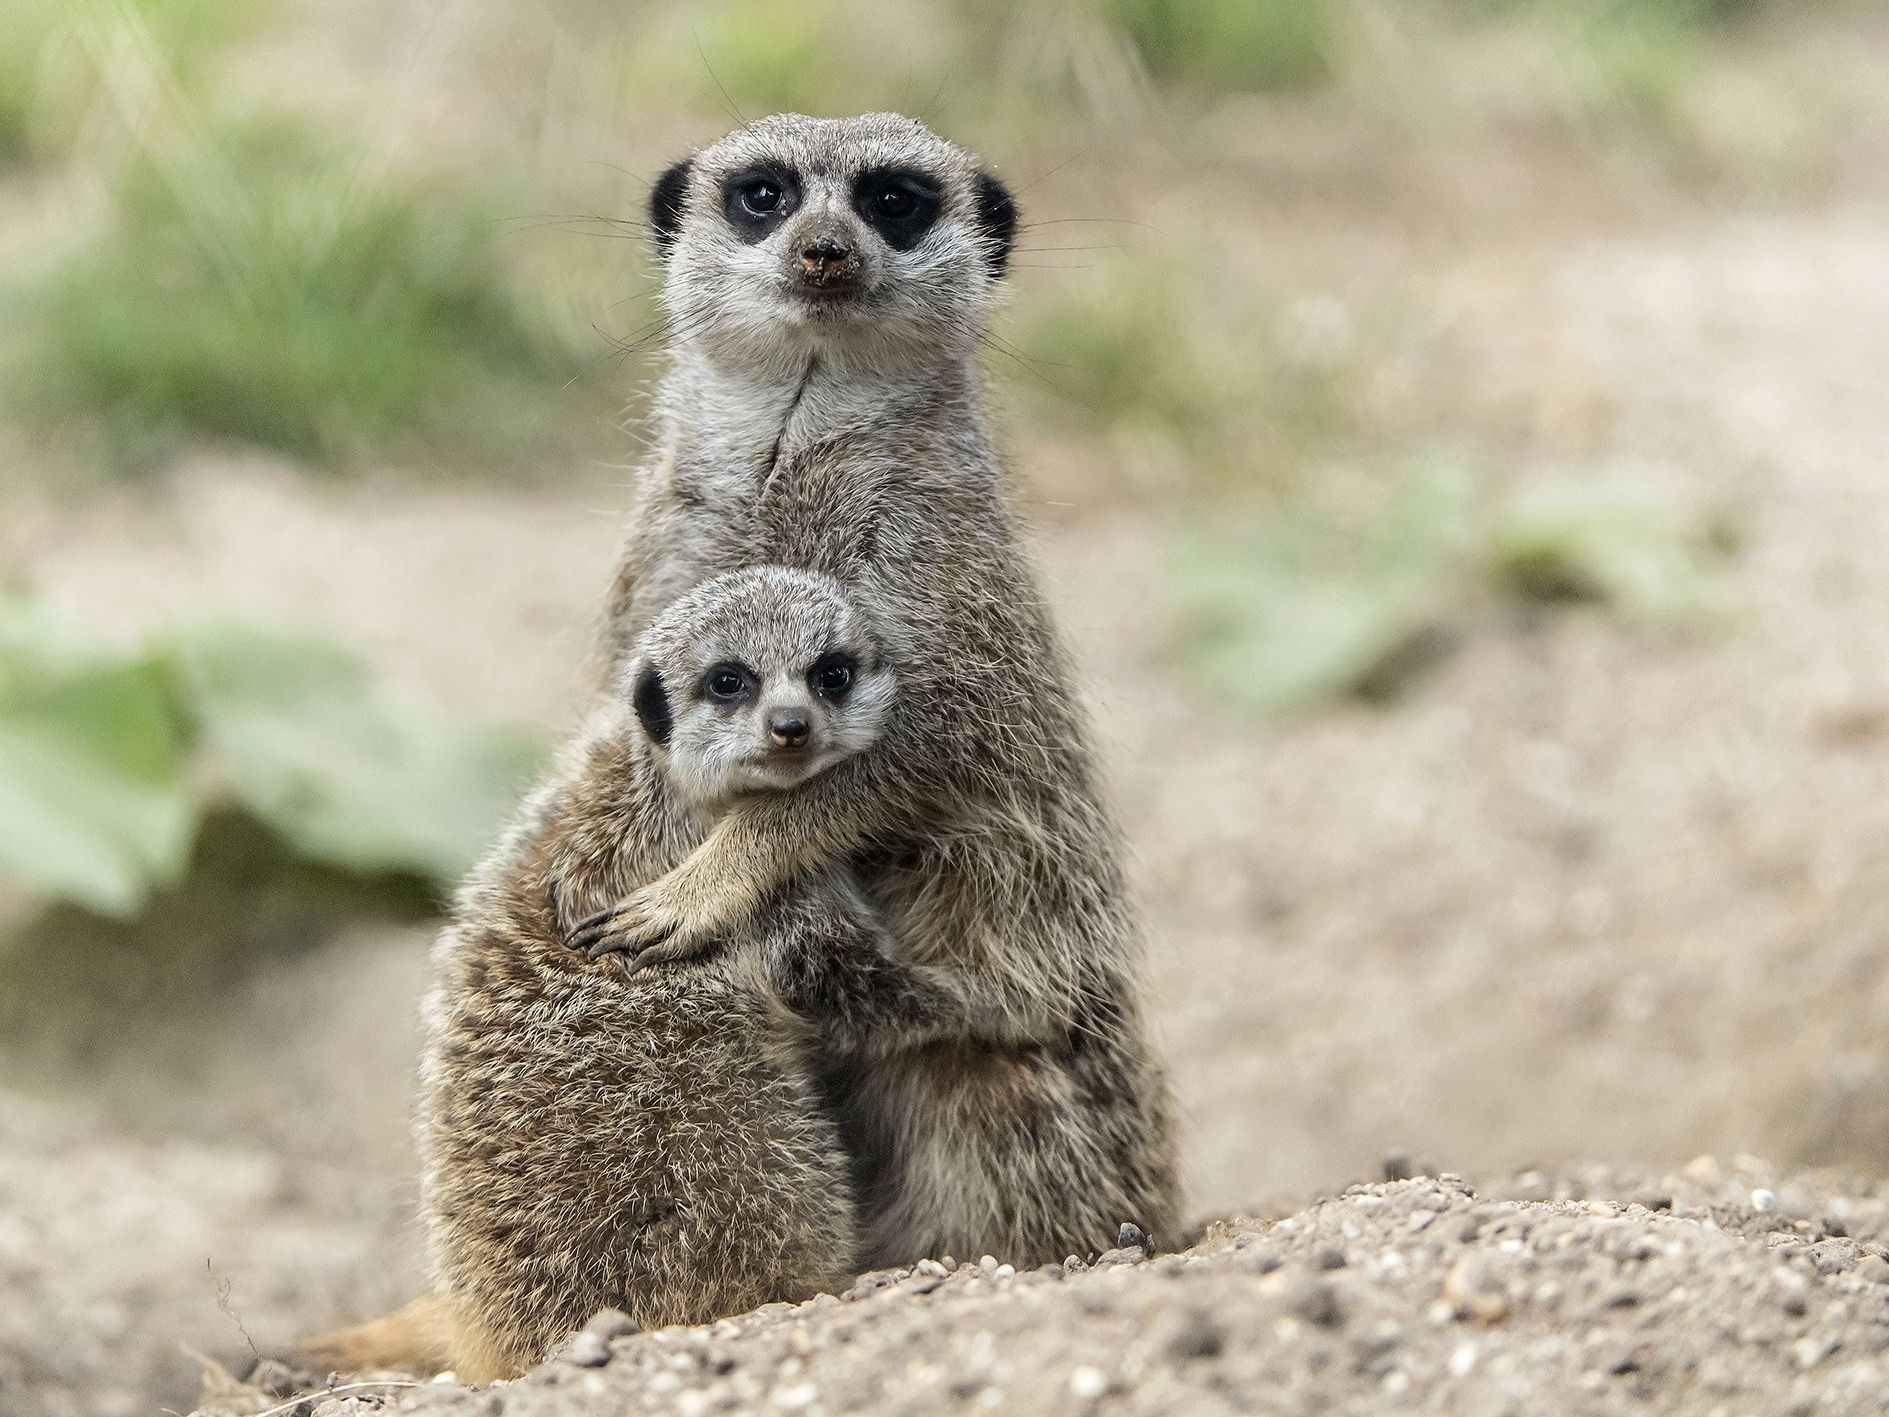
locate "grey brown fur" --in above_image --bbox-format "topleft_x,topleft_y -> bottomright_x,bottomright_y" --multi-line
571,112 -> 1180,1268
413,567 -> 908,1379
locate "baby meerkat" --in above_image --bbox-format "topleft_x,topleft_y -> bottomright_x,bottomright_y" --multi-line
564,111 -> 1180,1267
314,567 -> 919,1381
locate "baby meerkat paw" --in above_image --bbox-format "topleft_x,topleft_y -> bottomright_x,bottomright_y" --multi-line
567,885 -> 709,970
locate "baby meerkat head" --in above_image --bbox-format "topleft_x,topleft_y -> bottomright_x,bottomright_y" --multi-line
647,112 -> 1017,371
629,566 -> 895,807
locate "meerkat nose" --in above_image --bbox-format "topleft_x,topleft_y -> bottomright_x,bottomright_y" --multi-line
768,713 -> 811,748
799,236 -> 854,282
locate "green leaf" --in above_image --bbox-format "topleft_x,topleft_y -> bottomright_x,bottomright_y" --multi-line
1167,465 -> 1471,714
173,622 -> 540,885
1488,471 -> 1738,620
0,607 -> 197,916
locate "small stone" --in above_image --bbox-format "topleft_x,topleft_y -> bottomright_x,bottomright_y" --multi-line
1063,1255 -> 1088,1272
583,1308 -> 638,1341
1448,1342 -> 1479,1378
562,1331 -> 610,1368
1291,1277 -> 1345,1328
1068,1366 -> 1109,1399
978,1255 -> 1000,1272
1793,1336 -> 1837,1370
1853,1255 -> 1889,1285
1094,1246 -> 1146,1267
916,1258 -> 949,1278
1751,1189 -> 1778,1213
1444,1256 -> 1509,1323
1166,1310 -> 1226,1360
1118,1221 -> 1147,1250
774,1382 -> 818,1408
1638,1194 -> 1674,1212
992,1263 -> 1015,1279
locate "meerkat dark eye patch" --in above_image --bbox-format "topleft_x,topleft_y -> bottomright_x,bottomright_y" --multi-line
648,158 -> 693,259
700,662 -> 758,704
721,167 -> 799,243
632,666 -> 673,747
973,171 -> 1017,278
808,652 -> 858,700
853,168 -> 943,250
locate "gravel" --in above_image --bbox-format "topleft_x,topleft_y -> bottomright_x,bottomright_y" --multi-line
183,1159 -> 1889,1417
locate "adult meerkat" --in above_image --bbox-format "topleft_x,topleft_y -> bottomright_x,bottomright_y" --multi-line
319,567 -> 919,1381
571,112 -> 1179,1266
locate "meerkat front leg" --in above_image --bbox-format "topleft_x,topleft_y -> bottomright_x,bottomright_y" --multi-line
568,760 -> 896,968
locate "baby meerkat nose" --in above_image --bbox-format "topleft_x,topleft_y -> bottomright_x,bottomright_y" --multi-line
767,712 -> 811,749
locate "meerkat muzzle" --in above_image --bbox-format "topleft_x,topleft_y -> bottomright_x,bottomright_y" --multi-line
797,236 -> 862,290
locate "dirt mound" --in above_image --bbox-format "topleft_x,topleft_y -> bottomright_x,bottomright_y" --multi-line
195,1160 -> 1889,1417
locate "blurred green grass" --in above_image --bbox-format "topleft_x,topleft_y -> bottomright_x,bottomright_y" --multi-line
0,0 -> 1838,477
24,124 -> 584,468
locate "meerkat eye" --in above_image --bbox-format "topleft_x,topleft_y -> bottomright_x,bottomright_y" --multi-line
722,169 -> 798,242
853,169 -> 942,251
740,180 -> 782,215
809,655 -> 857,700
874,187 -> 917,220
702,664 -> 755,702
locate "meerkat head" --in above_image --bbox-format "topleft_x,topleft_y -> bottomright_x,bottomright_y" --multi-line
647,112 -> 1017,372
628,567 -> 895,807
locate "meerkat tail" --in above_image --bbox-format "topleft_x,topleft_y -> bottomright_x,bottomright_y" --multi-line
297,1294 -> 457,1377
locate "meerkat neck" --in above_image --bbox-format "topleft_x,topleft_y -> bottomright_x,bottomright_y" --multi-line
658,346 -> 984,470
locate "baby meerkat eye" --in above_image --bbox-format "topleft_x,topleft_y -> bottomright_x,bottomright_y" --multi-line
702,663 -> 755,702
810,655 -> 856,700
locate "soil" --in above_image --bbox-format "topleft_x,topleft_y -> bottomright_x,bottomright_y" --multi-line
191,1160 -> 1889,1417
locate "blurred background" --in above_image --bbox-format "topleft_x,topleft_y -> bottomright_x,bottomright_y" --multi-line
4,0 -> 1889,1411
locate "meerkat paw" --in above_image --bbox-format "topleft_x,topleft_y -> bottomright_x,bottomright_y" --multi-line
568,885 -> 708,969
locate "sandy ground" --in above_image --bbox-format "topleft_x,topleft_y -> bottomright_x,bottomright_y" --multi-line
192,1160 -> 1889,1417
6,167 -> 1889,1417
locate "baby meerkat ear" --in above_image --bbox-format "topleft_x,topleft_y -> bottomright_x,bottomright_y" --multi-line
972,171 -> 1017,279
648,158 -> 694,258
632,664 -> 673,748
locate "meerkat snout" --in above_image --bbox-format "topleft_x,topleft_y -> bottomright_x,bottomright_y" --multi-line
766,708 -> 812,748
797,234 -> 860,291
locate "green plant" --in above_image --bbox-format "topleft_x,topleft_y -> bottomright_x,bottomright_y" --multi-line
1100,0 -> 1335,92
0,603 -> 541,917
20,123 -> 583,467
1166,464 -> 1741,716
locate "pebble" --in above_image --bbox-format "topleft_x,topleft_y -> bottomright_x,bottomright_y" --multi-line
1290,1277 -> 1345,1328
1853,1255 -> 1889,1285
1166,1309 -> 1227,1359
561,1331 -> 610,1368
583,1308 -> 638,1341
1094,1245 -> 1147,1267
1444,1256 -> 1510,1323
1118,1222 -> 1148,1249
916,1258 -> 949,1278
1752,1189 -> 1778,1213
1448,1341 -> 1479,1378
1068,1366 -> 1109,1399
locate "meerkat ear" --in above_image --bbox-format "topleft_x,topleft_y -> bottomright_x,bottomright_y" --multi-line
648,158 -> 693,258
972,171 -> 1017,279
632,664 -> 673,748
